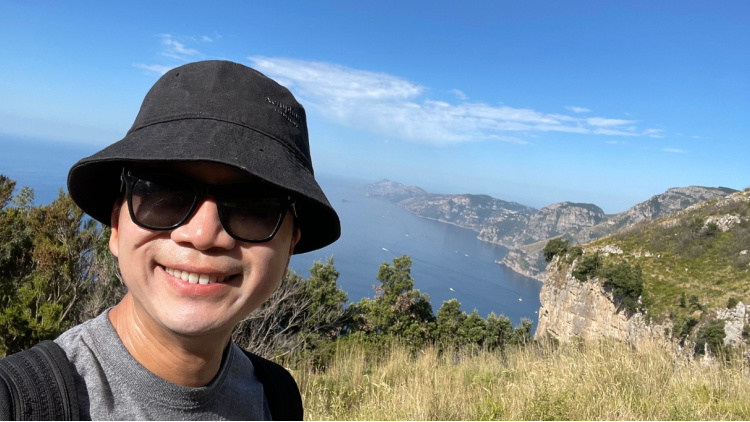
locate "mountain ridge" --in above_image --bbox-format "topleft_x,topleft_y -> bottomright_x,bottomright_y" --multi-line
365,179 -> 739,281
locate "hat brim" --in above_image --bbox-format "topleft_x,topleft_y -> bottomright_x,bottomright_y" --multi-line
67,118 -> 340,254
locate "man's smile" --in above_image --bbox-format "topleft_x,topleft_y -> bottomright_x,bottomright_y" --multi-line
163,266 -> 234,284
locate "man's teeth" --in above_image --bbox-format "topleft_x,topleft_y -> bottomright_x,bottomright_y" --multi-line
164,267 -> 228,284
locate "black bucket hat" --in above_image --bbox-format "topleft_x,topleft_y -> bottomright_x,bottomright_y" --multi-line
67,60 -> 340,254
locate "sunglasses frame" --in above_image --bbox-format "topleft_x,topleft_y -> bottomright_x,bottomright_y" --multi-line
119,167 -> 297,243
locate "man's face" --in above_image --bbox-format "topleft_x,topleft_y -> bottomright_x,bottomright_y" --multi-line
109,162 -> 300,337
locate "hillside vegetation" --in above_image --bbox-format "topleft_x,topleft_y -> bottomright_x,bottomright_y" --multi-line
297,338 -> 750,420
542,188 -> 750,357
603,189 -> 750,322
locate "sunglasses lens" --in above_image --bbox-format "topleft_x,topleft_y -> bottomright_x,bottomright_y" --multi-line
130,179 -> 195,229
221,197 -> 286,241
124,168 -> 291,242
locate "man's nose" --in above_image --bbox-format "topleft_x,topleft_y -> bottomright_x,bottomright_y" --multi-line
170,198 -> 236,250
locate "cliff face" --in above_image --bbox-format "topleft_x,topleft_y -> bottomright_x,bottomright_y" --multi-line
535,255 -> 669,345
535,253 -> 749,360
535,189 -> 750,360
481,202 -> 606,249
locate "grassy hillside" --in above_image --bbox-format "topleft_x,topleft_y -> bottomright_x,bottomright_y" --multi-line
586,189 -> 750,324
296,339 -> 750,420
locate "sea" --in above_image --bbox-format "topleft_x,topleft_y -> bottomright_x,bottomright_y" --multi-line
1,135 -> 543,328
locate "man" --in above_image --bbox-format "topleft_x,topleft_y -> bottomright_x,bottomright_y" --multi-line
2,60 -> 340,420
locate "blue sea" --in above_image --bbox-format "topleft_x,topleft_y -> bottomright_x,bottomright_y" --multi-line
1,135 -> 542,327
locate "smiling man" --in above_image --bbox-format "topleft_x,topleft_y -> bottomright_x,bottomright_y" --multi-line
8,60 -> 340,420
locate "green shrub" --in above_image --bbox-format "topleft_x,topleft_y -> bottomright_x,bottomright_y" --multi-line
601,260 -> 644,313
544,238 -> 569,263
673,316 -> 699,340
727,297 -> 740,309
689,295 -> 704,312
566,245 -> 583,264
702,222 -> 720,238
572,252 -> 602,282
694,320 -> 726,357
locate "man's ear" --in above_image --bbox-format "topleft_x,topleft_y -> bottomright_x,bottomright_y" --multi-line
109,199 -> 123,258
282,228 -> 302,279
289,227 -> 302,256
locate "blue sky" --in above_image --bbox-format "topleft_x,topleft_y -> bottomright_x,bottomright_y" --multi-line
1,1 -> 748,213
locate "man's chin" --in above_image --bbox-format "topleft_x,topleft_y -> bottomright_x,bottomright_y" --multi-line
159,313 -> 234,339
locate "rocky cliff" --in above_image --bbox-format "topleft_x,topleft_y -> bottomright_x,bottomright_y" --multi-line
366,180 -> 536,234
366,179 -> 738,282
535,254 -> 669,345
535,253 -> 749,361
534,189 -> 750,360
498,186 -> 737,281
478,202 -> 606,249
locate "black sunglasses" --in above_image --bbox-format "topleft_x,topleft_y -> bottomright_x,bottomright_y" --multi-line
120,167 -> 296,243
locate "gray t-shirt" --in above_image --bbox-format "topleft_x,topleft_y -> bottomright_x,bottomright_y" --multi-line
54,311 -> 271,420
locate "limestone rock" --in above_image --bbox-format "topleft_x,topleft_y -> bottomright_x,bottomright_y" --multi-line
534,256 -> 669,346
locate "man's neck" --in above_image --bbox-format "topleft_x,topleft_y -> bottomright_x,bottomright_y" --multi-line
108,294 -> 231,387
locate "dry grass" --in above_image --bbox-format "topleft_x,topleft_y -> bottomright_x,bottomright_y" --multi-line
294,339 -> 750,420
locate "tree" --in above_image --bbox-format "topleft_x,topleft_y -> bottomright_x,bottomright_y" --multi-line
300,257 -> 351,338
233,258 -> 353,362
510,318 -> 534,346
544,238 -> 569,263
353,255 -> 435,344
462,309 -> 487,346
485,312 -> 513,350
602,260 -> 644,313
0,179 -> 122,356
572,252 -> 602,282
436,299 -> 467,345
233,270 -> 311,359
694,320 -> 727,358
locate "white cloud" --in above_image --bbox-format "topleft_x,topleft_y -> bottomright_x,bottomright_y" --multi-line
249,57 -> 661,146
132,41 -> 664,145
663,148 -> 688,154
450,89 -> 468,100
586,117 -> 635,127
642,128 -> 665,138
566,106 -> 591,113
133,63 -> 175,75
159,34 -> 201,60
134,34 -> 219,75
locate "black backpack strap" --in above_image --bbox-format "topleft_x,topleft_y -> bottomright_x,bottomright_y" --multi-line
242,349 -> 303,421
0,340 -> 80,421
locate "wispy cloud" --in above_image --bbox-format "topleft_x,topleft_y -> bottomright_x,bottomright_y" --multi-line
133,34 -> 212,75
663,148 -> 688,154
566,106 -> 591,113
450,89 -> 468,100
586,117 -> 635,127
249,56 -> 665,146
159,34 -> 201,60
642,128 -> 665,138
133,63 -> 174,76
